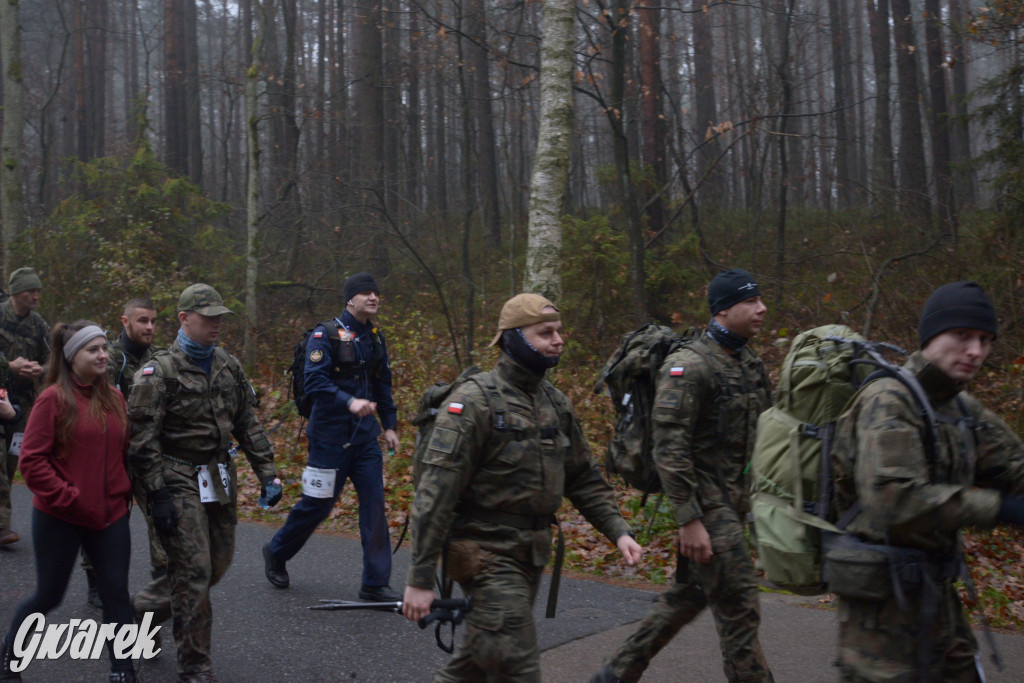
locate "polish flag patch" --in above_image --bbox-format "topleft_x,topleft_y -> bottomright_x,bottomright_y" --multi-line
448,403 -> 465,415
313,330 -> 324,339
670,367 -> 685,377
142,366 -> 155,376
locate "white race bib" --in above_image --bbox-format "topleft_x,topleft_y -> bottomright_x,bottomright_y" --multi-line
197,465 -> 217,502
197,464 -> 231,503
302,466 -> 336,499
8,432 -> 23,457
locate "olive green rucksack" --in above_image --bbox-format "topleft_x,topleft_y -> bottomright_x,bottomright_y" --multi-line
750,325 -> 872,592
593,323 -> 702,497
749,324 -> 942,593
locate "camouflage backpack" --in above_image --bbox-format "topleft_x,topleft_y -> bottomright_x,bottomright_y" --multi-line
593,324 -> 702,496
749,325 -> 944,593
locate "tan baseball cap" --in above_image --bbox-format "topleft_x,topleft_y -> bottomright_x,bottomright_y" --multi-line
178,283 -> 233,316
489,293 -> 560,347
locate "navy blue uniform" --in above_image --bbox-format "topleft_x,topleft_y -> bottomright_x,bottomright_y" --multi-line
269,310 -> 398,587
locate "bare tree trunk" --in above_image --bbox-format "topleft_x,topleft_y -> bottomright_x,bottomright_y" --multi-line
184,0 -> 202,185
867,0 -> 895,208
85,0 -> 107,159
465,1 -> 501,248
523,0 -> 574,301
828,0 -> 851,208
638,1 -> 665,233
0,0 -> 25,277
891,0 -> 931,229
692,0 -> 721,211
245,0 -> 268,368
924,0 -> 955,235
774,0 -> 796,305
946,0 -> 975,209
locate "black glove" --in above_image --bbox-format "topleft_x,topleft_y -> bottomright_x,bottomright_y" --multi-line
260,477 -> 283,508
148,487 -> 178,537
996,496 -> 1024,527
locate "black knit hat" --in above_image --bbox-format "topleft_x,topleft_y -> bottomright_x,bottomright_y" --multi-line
918,281 -> 997,348
343,273 -> 380,303
708,268 -> 762,315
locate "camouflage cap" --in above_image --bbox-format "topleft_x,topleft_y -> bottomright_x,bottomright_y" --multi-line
489,293 -> 560,347
9,267 -> 42,295
178,283 -> 233,316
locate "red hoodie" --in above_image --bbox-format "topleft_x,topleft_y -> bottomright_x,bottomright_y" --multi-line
18,380 -> 131,530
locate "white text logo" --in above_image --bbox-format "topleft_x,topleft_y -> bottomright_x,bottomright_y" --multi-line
10,612 -> 162,672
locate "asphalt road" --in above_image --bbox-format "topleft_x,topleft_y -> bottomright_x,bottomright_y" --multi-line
3,483 -> 1024,682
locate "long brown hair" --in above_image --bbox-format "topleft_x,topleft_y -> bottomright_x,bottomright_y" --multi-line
46,320 -> 127,453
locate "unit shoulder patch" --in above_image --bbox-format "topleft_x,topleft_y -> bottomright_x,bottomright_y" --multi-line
309,349 -> 324,363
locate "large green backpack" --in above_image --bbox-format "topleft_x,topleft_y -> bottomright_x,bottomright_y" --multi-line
750,325 -> 871,592
593,323 -> 701,496
749,324 -> 943,593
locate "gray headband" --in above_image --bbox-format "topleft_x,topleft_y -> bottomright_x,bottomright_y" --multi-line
63,325 -> 106,362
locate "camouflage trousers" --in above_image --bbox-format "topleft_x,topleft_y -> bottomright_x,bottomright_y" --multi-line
837,582 -> 983,682
0,450 -> 16,529
133,463 -> 237,676
436,549 -> 543,682
606,543 -> 774,682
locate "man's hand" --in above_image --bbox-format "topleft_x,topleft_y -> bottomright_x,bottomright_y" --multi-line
383,429 -> 399,454
260,476 -> 283,507
0,393 -> 15,421
148,487 -> 178,537
401,585 -> 436,623
348,398 -> 377,417
678,519 -> 712,564
616,534 -> 643,565
9,357 -> 42,379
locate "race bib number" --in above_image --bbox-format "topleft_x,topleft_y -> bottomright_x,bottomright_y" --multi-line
197,464 -> 232,503
302,466 -> 336,499
9,432 -> 23,457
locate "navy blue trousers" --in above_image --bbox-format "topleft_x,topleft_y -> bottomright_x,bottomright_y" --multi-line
268,439 -> 391,587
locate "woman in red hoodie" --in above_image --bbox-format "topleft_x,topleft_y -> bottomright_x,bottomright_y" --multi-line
1,320 -> 136,682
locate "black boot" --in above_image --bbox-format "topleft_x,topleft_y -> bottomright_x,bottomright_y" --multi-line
1,634 -> 22,682
262,543 -> 289,589
85,567 -> 103,608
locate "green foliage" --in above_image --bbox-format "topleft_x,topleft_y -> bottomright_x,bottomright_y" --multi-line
22,145 -> 236,327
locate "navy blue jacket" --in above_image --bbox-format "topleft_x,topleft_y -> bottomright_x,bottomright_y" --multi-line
304,310 -> 397,449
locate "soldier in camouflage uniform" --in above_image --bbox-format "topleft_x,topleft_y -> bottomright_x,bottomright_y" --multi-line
128,284 -> 282,683
594,269 -> 774,683
0,267 -> 49,546
830,281 -> 1024,682
402,293 -> 643,682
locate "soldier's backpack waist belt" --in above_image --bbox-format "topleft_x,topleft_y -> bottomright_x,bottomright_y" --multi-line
454,503 -> 555,530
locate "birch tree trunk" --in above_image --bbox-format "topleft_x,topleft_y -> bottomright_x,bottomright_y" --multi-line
244,0 -> 268,368
0,0 -> 25,277
523,0 -> 574,301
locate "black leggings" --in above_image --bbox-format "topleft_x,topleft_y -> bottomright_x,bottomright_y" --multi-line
5,507 -> 134,672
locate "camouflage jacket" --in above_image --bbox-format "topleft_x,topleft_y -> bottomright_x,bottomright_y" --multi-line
127,341 -> 276,503
407,354 -> 632,590
832,352 -> 1024,557
0,299 -> 49,414
651,331 -> 771,528
107,332 -> 159,397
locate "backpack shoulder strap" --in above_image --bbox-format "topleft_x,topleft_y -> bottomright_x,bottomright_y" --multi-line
151,351 -> 179,399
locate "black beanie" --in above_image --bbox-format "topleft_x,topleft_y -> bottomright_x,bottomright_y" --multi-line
344,272 -> 380,303
708,268 -> 761,315
918,281 -> 997,348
